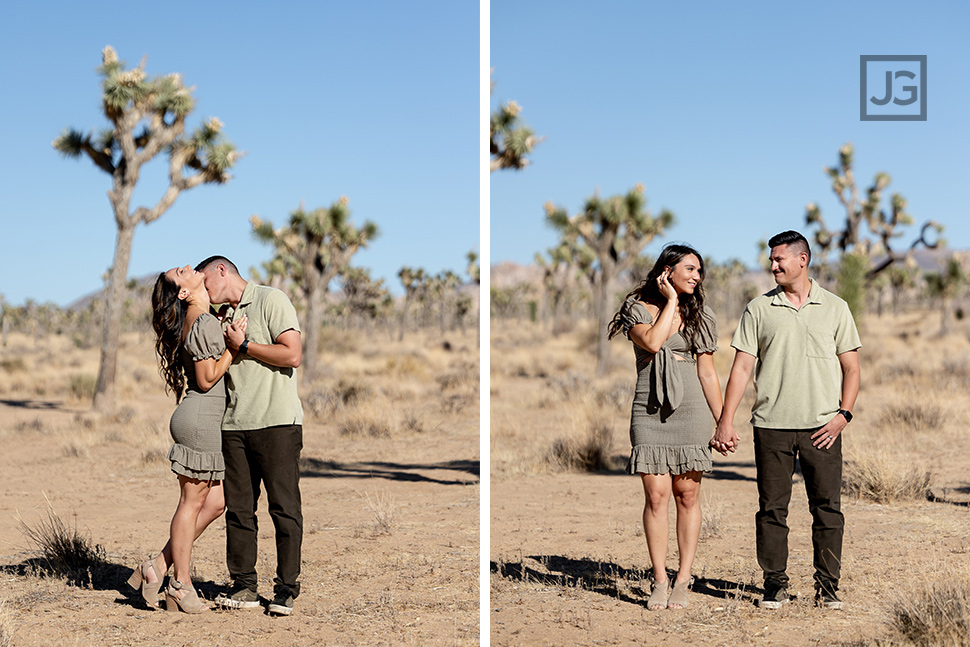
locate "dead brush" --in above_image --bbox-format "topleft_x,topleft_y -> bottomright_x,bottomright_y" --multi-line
879,402 -> 948,433
889,568 -> 970,646
362,490 -> 396,536
338,405 -> 395,438
843,450 -> 932,503
699,491 -> 725,540
548,407 -> 616,473
0,600 -> 11,647
18,499 -> 106,586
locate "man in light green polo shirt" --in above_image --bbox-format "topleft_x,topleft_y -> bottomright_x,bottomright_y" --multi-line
196,256 -> 304,616
713,230 -> 861,612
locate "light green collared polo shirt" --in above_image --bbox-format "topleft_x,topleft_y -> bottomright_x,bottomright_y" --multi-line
731,278 -> 860,429
223,281 -> 304,430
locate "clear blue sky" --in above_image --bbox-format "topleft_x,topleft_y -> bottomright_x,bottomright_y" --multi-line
0,1 -> 478,307
491,1 -> 970,272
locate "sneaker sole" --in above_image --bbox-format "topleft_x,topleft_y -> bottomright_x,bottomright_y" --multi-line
760,599 -> 789,610
267,603 -> 293,616
819,600 -> 844,610
216,597 -> 261,610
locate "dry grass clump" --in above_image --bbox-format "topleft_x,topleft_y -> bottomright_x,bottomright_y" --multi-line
0,357 -> 27,373
0,601 -> 11,647
889,568 -> 970,646
843,450 -> 932,503
339,407 -> 395,438
362,490 -> 396,536
68,374 -> 96,402
880,402 -> 949,433
548,405 -> 618,473
18,503 -> 106,585
699,491 -> 725,540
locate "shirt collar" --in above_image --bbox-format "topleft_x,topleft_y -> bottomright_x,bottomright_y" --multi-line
769,278 -> 822,310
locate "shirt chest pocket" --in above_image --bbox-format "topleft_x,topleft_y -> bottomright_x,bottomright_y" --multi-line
805,327 -> 837,359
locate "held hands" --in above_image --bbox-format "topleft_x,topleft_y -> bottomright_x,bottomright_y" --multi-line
711,419 -> 740,456
225,315 -> 248,350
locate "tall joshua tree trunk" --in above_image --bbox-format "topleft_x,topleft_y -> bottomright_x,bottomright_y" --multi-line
55,46 -> 239,413
251,198 -> 378,381
545,184 -> 673,375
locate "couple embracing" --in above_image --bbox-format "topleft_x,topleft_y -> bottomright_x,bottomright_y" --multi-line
608,231 -> 861,611
127,256 -> 304,616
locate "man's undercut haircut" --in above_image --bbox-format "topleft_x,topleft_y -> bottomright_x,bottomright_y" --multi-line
768,230 -> 811,265
196,255 -> 240,275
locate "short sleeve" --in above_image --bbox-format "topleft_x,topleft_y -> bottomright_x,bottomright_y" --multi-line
622,301 -> 654,339
185,313 -> 227,361
262,288 -> 302,341
731,304 -> 759,357
694,305 -> 719,354
834,302 -> 862,354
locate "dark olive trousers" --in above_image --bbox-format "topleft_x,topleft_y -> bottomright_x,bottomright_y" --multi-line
222,424 -> 303,596
753,427 -> 843,591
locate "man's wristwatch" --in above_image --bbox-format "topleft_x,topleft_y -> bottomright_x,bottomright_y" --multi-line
838,409 -> 853,423
239,339 -> 249,354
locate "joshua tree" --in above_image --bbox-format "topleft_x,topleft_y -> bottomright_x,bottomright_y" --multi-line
54,46 -> 239,412
924,255 -> 966,336
397,266 -> 428,340
251,198 -> 378,378
545,184 -> 673,374
339,266 -> 392,330
535,239 -> 594,333
490,75 -> 541,172
466,250 -> 480,285
805,142 -> 942,279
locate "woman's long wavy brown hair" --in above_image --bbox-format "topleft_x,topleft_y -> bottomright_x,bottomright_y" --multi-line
607,243 -> 707,352
151,272 -> 187,402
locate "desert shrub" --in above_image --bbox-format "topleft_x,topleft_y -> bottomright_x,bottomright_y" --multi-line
68,374 -> 96,401
843,451 -> 931,503
890,570 -> 970,646
880,402 -> 948,433
401,409 -> 428,434
336,378 -> 372,406
0,357 -> 26,372
339,409 -> 393,438
596,379 -> 630,410
547,371 -> 590,401
14,417 -> 49,434
0,600 -> 11,647
317,326 -> 359,355
548,422 -> 614,473
385,353 -> 428,379
19,504 -> 106,585
363,491 -> 396,536
699,492 -> 725,540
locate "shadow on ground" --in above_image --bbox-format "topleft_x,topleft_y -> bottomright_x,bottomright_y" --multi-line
301,456 -> 479,485
0,558 -> 239,612
491,555 -> 760,609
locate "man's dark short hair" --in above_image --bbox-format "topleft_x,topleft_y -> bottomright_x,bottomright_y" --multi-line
195,255 -> 240,275
768,230 -> 811,265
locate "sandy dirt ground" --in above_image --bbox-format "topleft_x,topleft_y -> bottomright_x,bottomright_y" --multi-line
490,313 -> 970,647
0,329 -> 479,646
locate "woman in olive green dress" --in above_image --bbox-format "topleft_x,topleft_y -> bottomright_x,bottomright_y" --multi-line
608,244 -> 723,610
127,265 -> 245,613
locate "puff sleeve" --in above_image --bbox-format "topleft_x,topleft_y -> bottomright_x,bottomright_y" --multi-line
184,313 -> 227,361
694,305 -> 719,354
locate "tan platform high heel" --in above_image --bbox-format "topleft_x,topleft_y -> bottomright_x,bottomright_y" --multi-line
126,559 -> 164,610
166,579 -> 204,614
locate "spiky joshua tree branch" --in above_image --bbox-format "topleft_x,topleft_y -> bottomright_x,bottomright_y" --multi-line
54,46 -> 240,412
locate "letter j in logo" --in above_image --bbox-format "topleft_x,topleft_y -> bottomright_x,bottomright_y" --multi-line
860,55 -> 927,121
